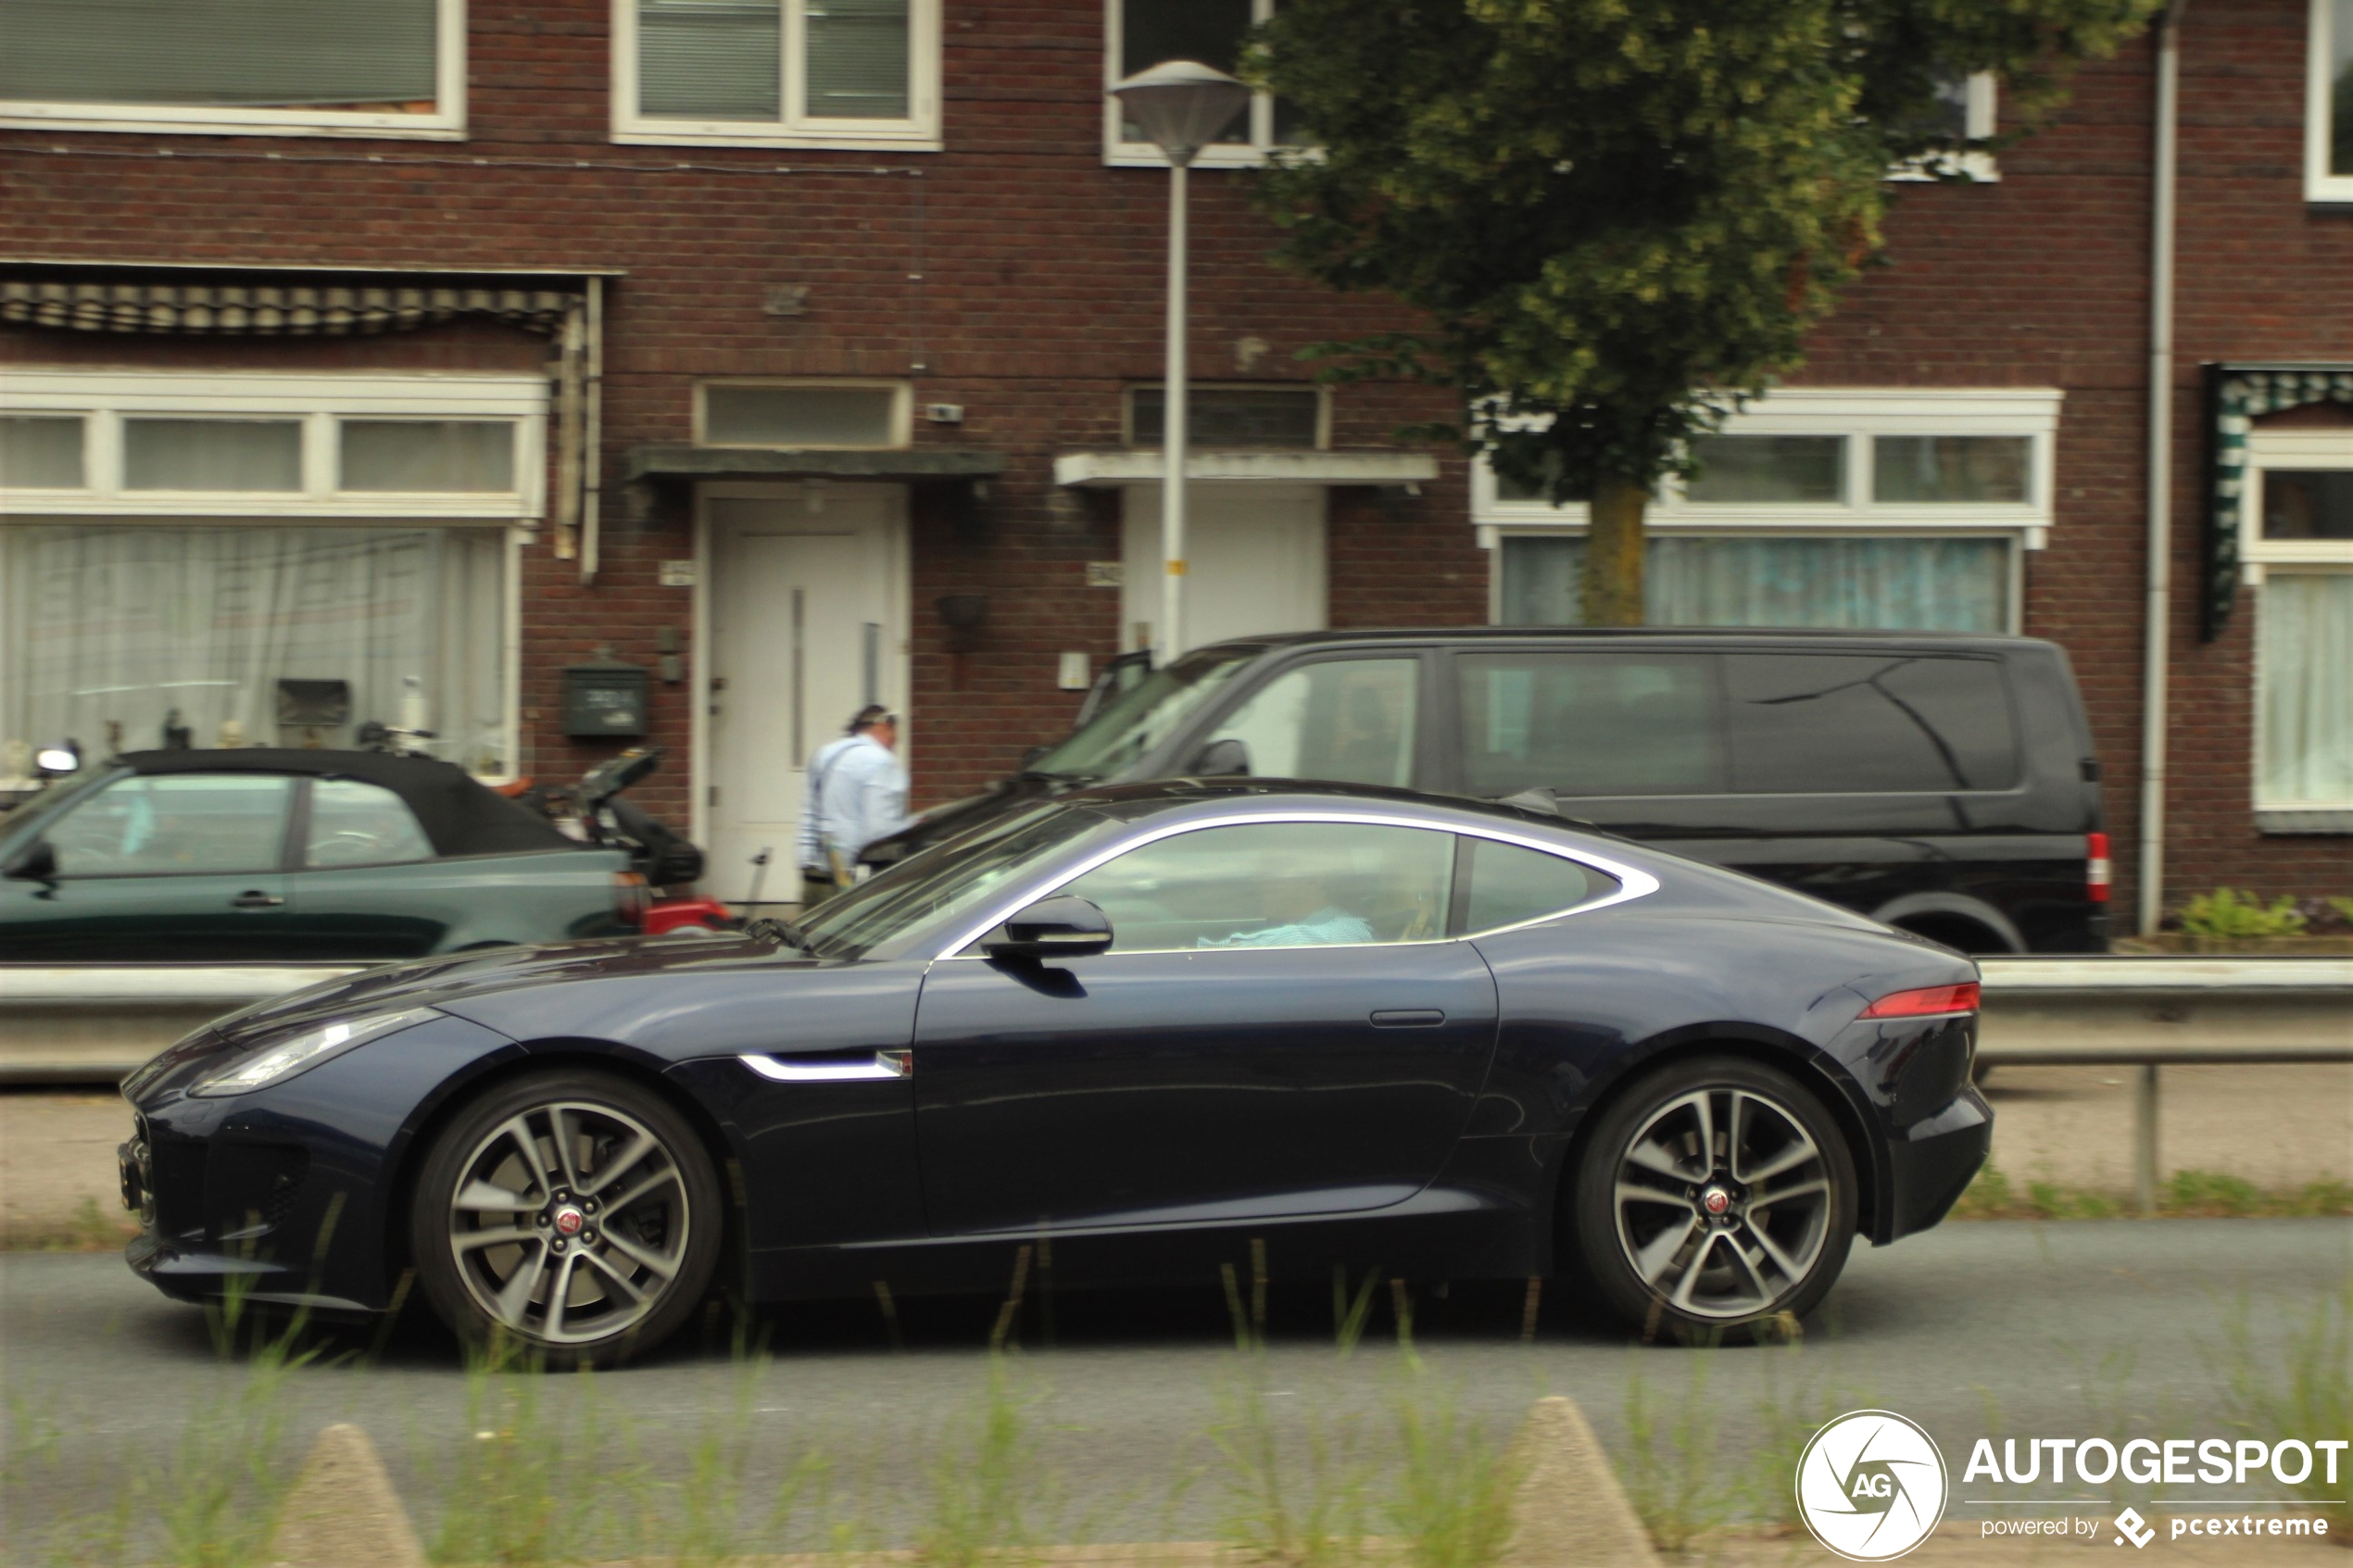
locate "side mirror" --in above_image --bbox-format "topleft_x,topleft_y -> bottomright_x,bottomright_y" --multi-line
3,840 -> 57,883
1188,737 -> 1251,778
982,894 -> 1114,960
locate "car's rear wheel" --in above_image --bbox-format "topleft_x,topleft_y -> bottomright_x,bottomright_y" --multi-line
410,1069 -> 721,1366
1571,1055 -> 1857,1338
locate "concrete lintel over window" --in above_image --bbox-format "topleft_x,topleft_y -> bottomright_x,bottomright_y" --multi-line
1054,450 -> 1438,487
623,444 -> 1006,483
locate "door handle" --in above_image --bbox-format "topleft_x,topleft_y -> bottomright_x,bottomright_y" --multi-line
1369,1010 -> 1446,1028
229,890 -> 285,909
739,1049 -> 912,1083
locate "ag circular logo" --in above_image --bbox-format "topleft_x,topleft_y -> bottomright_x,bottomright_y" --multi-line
1794,1409 -> 1948,1562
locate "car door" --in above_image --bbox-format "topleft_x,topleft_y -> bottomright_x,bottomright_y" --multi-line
1179,655 -> 1425,786
0,771 -> 294,960
909,817 -> 1498,1236
278,776 -> 450,958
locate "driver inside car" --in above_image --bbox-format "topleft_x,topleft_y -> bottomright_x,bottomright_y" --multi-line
1198,859 -> 1373,949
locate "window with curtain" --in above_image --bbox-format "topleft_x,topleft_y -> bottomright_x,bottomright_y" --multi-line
1498,535 -> 2012,633
629,0 -> 931,138
0,524 -> 509,776
2258,572 -> 2353,809
2312,0 -> 2353,199
0,0 -> 451,132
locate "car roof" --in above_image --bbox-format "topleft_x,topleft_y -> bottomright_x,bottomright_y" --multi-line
1195,627 -> 2054,653
112,748 -> 578,859
1066,776 -> 1596,838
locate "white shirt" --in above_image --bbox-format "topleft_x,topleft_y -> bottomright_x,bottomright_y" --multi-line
798,732 -> 908,870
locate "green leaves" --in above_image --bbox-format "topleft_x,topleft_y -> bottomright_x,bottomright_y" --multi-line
1249,0 -> 2158,502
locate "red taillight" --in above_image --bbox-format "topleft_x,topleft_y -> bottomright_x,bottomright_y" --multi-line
613,871 -> 651,926
1861,982 -> 1982,1019
2086,831 -> 2111,903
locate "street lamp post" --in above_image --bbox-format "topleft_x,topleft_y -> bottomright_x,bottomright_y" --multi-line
1109,60 -> 1252,666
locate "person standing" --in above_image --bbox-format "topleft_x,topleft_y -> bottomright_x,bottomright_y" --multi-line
797,705 -> 908,907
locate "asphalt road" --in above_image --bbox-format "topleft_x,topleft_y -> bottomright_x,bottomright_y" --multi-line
4,1219 -> 2347,1556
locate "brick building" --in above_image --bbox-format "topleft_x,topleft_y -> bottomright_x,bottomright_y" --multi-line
0,0 -> 2346,924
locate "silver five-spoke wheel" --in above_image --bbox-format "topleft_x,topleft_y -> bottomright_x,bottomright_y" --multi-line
1573,1057 -> 1857,1336
413,1071 -> 721,1365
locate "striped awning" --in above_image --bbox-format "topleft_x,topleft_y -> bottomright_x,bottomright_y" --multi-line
0,279 -> 578,337
2204,365 -> 2353,641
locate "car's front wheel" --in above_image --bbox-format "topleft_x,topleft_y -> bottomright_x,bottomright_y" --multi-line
1571,1055 -> 1857,1337
410,1069 -> 722,1366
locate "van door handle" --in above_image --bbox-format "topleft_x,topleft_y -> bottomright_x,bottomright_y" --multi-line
739,1049 -> 912,1082
229,890 -> 284,909
1369,1010 -> 1446,1028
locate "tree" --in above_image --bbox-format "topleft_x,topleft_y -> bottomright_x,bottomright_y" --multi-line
1247,0 -> 2159,624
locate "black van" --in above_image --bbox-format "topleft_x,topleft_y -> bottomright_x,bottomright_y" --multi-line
865,629 -> 2109,955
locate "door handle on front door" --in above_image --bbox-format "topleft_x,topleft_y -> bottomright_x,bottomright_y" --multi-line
1368,1010 -> 1446,1028
230,890 -> 285,909
738,1049 -> 912,1082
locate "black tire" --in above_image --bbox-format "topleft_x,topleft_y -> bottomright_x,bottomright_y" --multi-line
409,1068 -> 723,1367
1570,1054 -> 1858,1339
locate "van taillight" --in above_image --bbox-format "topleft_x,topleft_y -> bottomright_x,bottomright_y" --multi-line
2086,832 -> 2111,903
613,871 -> 651,926
1861,982 -> 1981,1019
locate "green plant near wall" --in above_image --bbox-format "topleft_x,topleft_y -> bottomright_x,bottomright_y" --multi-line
2176,887 -> 2308,938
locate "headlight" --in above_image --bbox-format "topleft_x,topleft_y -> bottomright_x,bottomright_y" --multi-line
190,1007 -> 442,1098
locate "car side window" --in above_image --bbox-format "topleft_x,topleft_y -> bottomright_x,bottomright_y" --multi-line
1450,836 -> 1617,935
305,779 -> 434,868
1193,659 -> 1419,787
1059,822 -> 1453,953
44,774 -> 293,877
1454,653 -> 1722,798
1724,654 -> 2020,794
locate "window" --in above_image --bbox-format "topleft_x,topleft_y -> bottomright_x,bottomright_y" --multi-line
0,0 -> 464,140
0,372 -> 542,779
1890,70 -> 2000,182
616,0 -> 940,149
46,774 -> 293,877
1452,836 -> 1610,935
1059,822 -> 1454,952
305,779 -> 434,868
1127,385 -> 1325,450
1724,655 -> 2019,795
1107,0 -> 1294,167
2311,0 -> 2353,202
1475,390 -> 2057,634
698,383 -> 908,448
1455,652 -> 1720,799
2246,432 -> 2353,826
1194,658 -> 1419,787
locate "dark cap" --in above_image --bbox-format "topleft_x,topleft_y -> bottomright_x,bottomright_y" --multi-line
848,705 -> 895,733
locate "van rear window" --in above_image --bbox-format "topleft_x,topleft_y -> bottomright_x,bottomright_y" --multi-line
1725,655 -> 2020,794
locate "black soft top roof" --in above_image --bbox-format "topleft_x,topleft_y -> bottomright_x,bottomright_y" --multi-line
113,748 -> 578,859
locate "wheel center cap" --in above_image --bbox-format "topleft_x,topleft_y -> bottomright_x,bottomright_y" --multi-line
1701,1187 -> 1732,1216
551,1205 -> 586,1237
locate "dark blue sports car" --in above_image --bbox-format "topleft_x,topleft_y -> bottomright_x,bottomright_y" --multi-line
120,781 -> 1990,1362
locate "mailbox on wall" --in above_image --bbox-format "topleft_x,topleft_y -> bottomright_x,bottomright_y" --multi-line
562,656 -> 650,740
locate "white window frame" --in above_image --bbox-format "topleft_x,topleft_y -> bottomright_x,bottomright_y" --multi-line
0,370 -> 545,519
693,379 -> 913,449
2244,430 -> 2353,822
1471,388 -> 2062,633
0,0 -> 466,141
1104,0 -> 1288,169
2310,0 -> 2353,203
611,0 -> 941,151
1888,72 -> 2000,183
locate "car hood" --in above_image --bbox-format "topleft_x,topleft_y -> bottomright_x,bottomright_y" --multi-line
208,935 -> 807,1044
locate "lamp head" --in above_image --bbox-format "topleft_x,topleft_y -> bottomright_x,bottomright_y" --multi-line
1110,60 -> 1252,167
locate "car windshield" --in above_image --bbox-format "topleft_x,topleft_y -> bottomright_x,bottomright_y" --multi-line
797,802 -> 1108,960
0,766 -> 120,852
1026,646 -> 1260,780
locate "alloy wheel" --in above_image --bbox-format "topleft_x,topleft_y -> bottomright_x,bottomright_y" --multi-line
1610,1085 -> 1833,1321
444,1099 -> 694,1347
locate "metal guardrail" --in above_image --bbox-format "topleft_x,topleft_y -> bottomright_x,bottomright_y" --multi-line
5,956 -> 2346,1213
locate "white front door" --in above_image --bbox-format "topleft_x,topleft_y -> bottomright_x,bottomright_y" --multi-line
702,487 -> 906,903
1120,484 -> 1327,652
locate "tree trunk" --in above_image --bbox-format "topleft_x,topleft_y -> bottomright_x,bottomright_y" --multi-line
1582,471 -> 1646,626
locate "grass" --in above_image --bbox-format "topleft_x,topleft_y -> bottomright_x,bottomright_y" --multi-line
1952,1163 -> 2353,1220
4,1194 -> 141,1253
2218,1281 -> 2353,1534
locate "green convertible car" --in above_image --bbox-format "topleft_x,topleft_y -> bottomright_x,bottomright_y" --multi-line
0,750 -> 636,961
